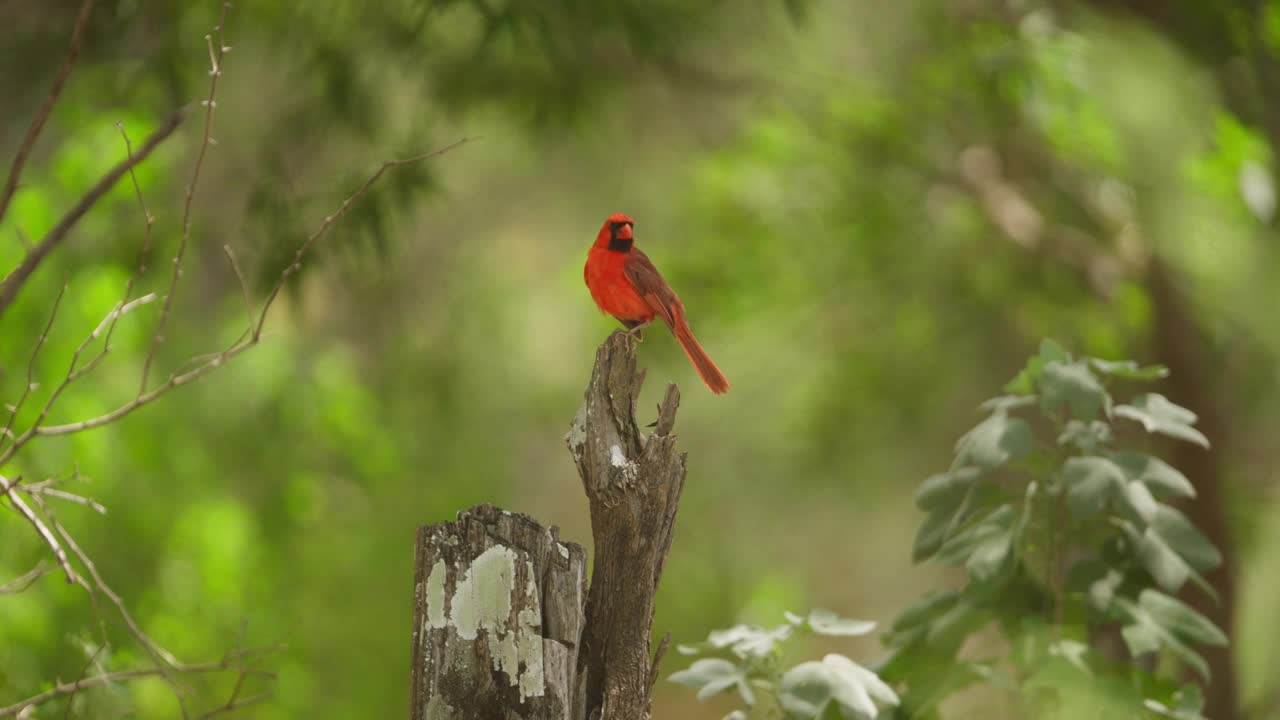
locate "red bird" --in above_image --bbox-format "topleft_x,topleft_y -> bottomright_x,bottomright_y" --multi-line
584,213 -> 730,394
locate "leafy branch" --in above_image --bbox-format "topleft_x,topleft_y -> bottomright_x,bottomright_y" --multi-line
881,339 -> 1225,719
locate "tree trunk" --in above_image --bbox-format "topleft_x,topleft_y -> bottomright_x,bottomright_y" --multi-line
409,332 -> 687,720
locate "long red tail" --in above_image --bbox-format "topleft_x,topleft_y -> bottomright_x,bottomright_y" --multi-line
671,317 -> 730,394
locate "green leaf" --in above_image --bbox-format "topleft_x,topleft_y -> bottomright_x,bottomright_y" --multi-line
979,395 -> 1038,412
1151,505 -> 1222,572
884,595 -> 990,664
936,505 -> 1016,566
669,658 -> 745,701
1117,590 -> 1227,682
912,506 -> 956,562
1003,340 -> 1068,396
806,609 -> 877,637
1087,569 -> 1124,611
1114,394 -> 1210,448
1048,639 -> 1092,674
779,661 -> 836,717
1145,685 -> 1207,720
678,623 -> 793,659
1136,524 -> 1192,592
1123,480 -> 1158,524
823,654 -> 900,719
914,467 -> 980,511
1040,361 -> 1110,421
1121,618 -> 1164,657
1057,420 -> 1112,451
1139,590 -> 1227,647
1088,358 -> 1170,381
1040,338 -> 1071,364
1005,361 -> 1042,396
1063,456 -> 1125,518
888,591 -> 959,640
1110,451 -> 1196,499
924,601 -> 992,649
779,655 -> 899,720
965,526 -> 1014,585
954,413 -> 1034,468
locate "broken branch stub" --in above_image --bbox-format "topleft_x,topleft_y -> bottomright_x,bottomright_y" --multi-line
409,333 -> 688,719
567,331 -> 687,720
410,504 -> 587,720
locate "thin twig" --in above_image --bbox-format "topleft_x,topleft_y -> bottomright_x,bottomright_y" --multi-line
100,122 -> 158,357
0,474 -> 74,582
30,493 -> 192,715
193,691 -> 273,720
253,136 -> 477,340
222,244 -> 254,330
17,483 -> 107,514
67,293 -> 158,382
0,0 -> 98,225
27,138 -> 474,439
0,660 -> 277,718
0,293 -> 156,467
0,111 -> 185,320
44,500 -> 181,668
63,643 -> 107,720
139,13 -> 228,394
0,560 -> 53,594
0,283 -> 67,453
647,632 -> 671,692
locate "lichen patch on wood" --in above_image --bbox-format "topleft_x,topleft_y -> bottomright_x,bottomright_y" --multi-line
410,505 -> 587,720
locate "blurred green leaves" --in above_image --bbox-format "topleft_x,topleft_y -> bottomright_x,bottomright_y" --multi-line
671,610 -> 894,719
885,340 -> 1225,717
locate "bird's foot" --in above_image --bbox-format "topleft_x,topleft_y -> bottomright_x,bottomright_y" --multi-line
622,320 -> 651,346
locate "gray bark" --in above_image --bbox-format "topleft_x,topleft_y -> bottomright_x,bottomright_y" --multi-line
409,504 -> 588,719
567,333 -> 685,720
409,332 -> 687,720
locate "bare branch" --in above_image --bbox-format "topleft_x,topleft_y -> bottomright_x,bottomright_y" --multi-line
0,474 -> 74,583
40,496 -> 181,670
0,111 -> 185,320
28,137 -> 474,440
139,11 -> 229,394
0,659 -> 277,718
1,283 -> 66,453
16,482 -> 107,514
0,561 -> 53,595
222,244 -> 254,331
253,136 -> 478,339
0,0 -> 98,225
193,691 -> 273,720
99,122 -> 159,358
62,643 -> 107,720
67,293 -> 157,382
0,293 -> 156,467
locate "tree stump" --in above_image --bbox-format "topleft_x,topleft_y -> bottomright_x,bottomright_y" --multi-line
566,333 -> 685,720
409,332 -> 686,720
409,504 -> 588,719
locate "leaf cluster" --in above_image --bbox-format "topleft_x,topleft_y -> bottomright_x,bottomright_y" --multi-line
881,340 -> 1225,719
670,609 -> 899,720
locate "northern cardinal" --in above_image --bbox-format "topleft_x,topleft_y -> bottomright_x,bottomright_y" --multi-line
584,213 -> 730,394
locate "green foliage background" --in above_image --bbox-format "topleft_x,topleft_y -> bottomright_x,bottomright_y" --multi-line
1,0 -> 1278,717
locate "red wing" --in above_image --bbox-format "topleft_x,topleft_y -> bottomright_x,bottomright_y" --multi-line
623,248 -> 683,328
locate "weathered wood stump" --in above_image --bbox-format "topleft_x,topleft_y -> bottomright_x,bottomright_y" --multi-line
409,332 -> 687,720
409,505 -> 588,719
